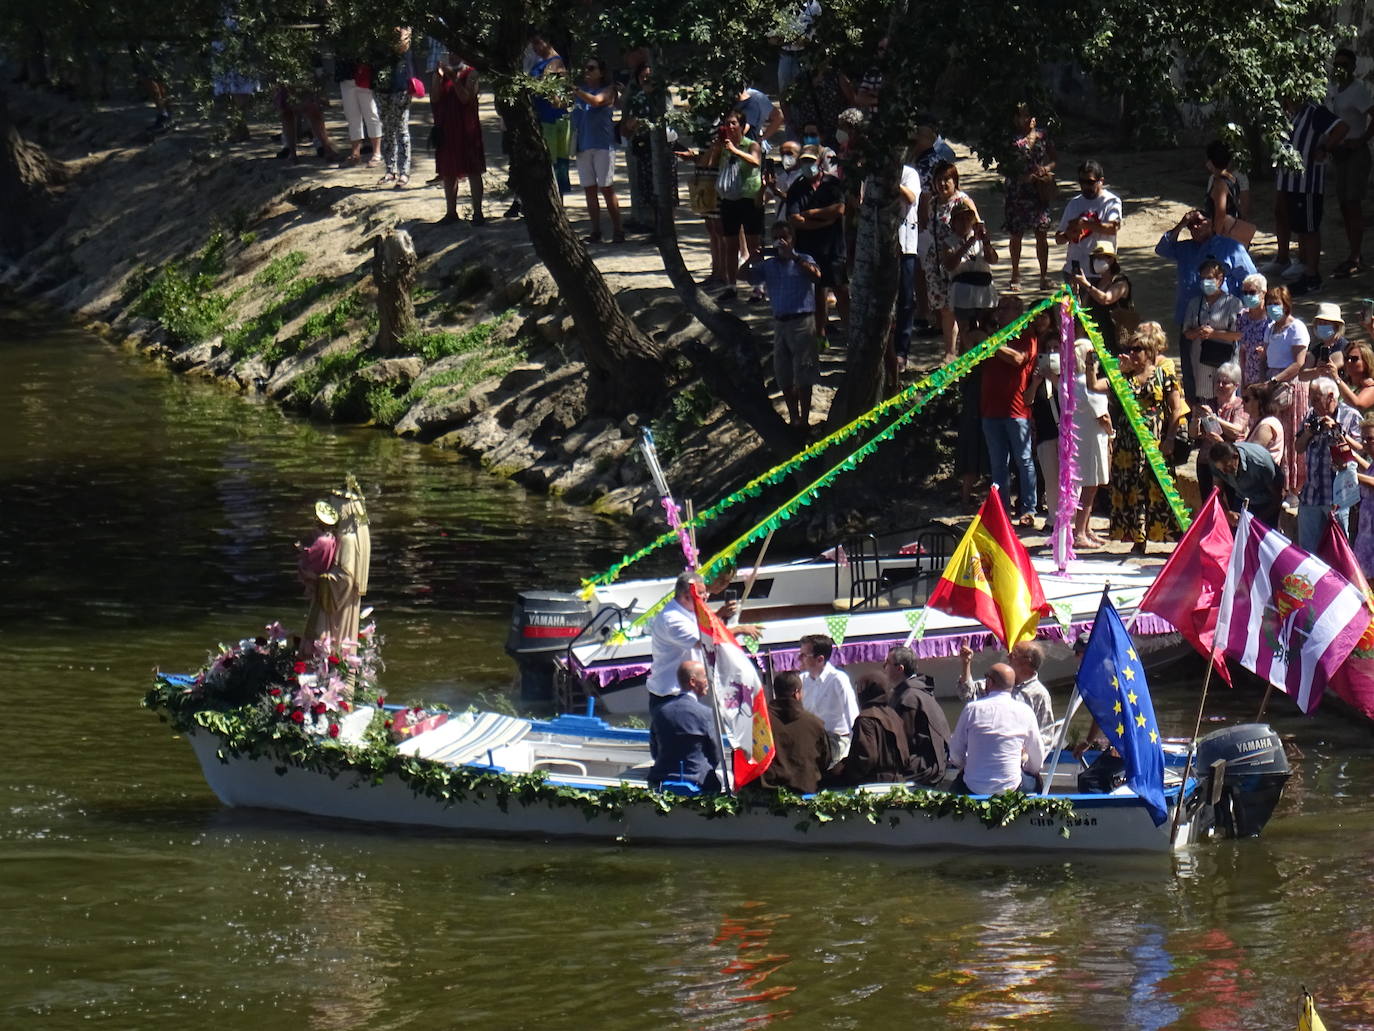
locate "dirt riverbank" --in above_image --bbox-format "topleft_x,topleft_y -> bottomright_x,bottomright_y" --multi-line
5,84 -> 1366,552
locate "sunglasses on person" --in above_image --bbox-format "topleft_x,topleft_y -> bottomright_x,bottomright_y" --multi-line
1125,345 -> 1148,354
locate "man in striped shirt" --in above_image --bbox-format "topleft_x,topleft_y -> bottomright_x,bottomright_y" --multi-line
1268,96 -> 1348,296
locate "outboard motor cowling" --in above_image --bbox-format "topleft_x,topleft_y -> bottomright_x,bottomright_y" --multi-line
504,591 -> 591,704
1194,723 -> 1290,838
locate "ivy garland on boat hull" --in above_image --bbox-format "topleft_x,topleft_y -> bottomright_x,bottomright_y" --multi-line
144,628 -> 1076,835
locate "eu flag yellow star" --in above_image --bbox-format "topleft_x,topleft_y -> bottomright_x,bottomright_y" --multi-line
1135,713 -> 1147,728
1149,729 -> 1158,743
1126,648 -> 1137,661
1113,700 -> 1122,714
1116,721 -> 1125,736
1123,666 -> 1136,682
1127,689 -> 1138,705
1111,676 -> 1119,689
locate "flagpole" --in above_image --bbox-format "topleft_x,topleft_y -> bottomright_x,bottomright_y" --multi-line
691,585 -> 736,796
734,528 -> 776,620
1255,682 -> 1276,722
1168,649 -> 1219,845
1039,688 -> 1083,795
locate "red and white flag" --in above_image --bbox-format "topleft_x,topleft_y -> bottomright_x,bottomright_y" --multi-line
1215,510 -> 1372,713
690,584 -> 775,788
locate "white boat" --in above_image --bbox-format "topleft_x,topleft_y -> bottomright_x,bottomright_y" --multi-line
507,526 -> 1190,716
168,692 -> 1290,854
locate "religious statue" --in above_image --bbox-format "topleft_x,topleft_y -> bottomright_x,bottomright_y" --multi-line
298,475 -> 371,658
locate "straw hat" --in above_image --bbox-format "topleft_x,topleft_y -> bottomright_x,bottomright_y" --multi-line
314,500 -> 339,526
1314,301 -> 1344,325
1090,239 -> 1116,257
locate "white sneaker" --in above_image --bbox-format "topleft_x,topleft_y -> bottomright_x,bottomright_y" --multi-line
1281,260 -> 1306,281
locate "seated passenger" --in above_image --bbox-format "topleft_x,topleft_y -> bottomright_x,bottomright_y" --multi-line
828,678 -> 910,785
948,662 -> 1045,794
798,633 -> 859,765
755,670 -> 830,794
648,660 -> 724,793
884,645 -> 951,786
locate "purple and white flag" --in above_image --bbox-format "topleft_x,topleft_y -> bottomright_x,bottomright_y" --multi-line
1215,510 -> 1372,713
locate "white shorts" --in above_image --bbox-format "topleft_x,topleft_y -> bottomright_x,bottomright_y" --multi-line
577,149 -> 614,189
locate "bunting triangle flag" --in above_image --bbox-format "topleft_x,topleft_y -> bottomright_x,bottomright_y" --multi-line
925,487 -> 1050,648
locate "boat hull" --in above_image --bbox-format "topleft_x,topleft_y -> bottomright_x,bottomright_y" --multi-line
186,731 -> 1197,854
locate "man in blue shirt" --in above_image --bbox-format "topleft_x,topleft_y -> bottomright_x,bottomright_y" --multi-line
1155,209 -> 1256,400
649,661 -> 725,793
745,222 -> 822,430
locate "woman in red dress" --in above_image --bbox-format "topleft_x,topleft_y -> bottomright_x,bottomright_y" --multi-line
433,52 -> 487,224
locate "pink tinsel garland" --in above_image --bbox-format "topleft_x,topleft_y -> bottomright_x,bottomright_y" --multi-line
1054,301 -> 1081,571
661,497 -> 699,569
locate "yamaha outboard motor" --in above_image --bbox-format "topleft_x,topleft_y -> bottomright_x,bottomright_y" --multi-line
504,591 -> 591,705
1194,723 -> 1290,838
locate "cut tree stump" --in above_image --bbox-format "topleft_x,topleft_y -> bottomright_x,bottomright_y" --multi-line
373,229 -> 417,355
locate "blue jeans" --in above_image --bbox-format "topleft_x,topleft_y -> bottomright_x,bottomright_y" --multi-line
1298,503 -> 1351,552
894,253 -> 919,358
982,416 -> 1037,517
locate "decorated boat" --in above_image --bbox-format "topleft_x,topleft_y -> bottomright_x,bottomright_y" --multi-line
146,630 -> 1289,854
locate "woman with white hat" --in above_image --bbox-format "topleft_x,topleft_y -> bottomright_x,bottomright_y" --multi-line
1299,301 -> 1349,383
1070,238 -> 1134,355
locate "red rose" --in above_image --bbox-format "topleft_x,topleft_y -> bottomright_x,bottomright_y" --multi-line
377,696 -> 385,707
290,709 -> 305,724
340,701 -> 351,712
275,703 -> 287,714
328,724 -> 340,738
269,687 -> 282,697
293,662 -> 307,674
328,655 -> 340,666
311,702 -> 327,716
384,719 -> 393,729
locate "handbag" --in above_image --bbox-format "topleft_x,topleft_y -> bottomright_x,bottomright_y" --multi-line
1220,214 -> 1257,247
409,76 -> 426,99
689,175 -> 718,216
1199,337 -> 1235,367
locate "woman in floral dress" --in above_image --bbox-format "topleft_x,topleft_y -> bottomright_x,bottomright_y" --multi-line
1108,323 -> 1188,551
1235,273 -> 1270,387
924,160 -> 979,362
1002,105 -> 1056,293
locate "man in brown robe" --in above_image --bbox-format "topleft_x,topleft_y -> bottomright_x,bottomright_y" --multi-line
884,645 -> 952,786
755,671 -> 830,794
829,678 -> 910,785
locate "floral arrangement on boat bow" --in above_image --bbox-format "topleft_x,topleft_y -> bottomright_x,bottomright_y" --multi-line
144,623 -> 1075,832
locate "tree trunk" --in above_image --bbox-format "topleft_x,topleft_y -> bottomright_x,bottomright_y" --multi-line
0,87 -> 67,260
372,229 -> 417,355
829,157 -> 903,425
647,127 -> 797,456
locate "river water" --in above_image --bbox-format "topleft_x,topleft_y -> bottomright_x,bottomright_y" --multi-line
5,315 -> 1374,1030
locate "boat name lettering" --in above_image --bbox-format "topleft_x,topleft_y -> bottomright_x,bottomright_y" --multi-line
1030,816 -> 1098,827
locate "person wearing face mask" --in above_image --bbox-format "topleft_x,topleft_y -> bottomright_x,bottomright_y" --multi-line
1258,285 -> 1310,507
1054,159 -> 1121,281
1325,48 -> 1374,279
1299,302 -> 1349,386
1184,258 -> 1243,405
1155,208 -> 1257,400
785,145 -> 848,346
1236,273 -> 1271,387
766,140 -> 803,226
1071,240 -> 1133,355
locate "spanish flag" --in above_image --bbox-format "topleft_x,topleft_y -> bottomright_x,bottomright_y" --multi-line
1299,989 -> 1328,1031
925,486 -> 1050,649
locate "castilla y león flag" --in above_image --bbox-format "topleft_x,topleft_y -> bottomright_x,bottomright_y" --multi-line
1215,510 -> 1371,714
926,486 -> 1050,649
690,584 -> 774,789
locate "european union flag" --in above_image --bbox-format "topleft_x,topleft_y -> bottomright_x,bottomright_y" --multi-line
1076,594 -> 1168,825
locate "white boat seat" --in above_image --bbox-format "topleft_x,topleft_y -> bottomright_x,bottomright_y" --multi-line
532,758 -> 589,776
398,711 -> 530,766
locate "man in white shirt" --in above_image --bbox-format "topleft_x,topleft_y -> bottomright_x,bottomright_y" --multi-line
956,641 -> 1054,730
1326,47 -> 1374,279
948,662 -> 1045,794
893,159 -> 922,371
797,633 -> 858,765
1055,159 -> 1121,279
647,572 -> 764,713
